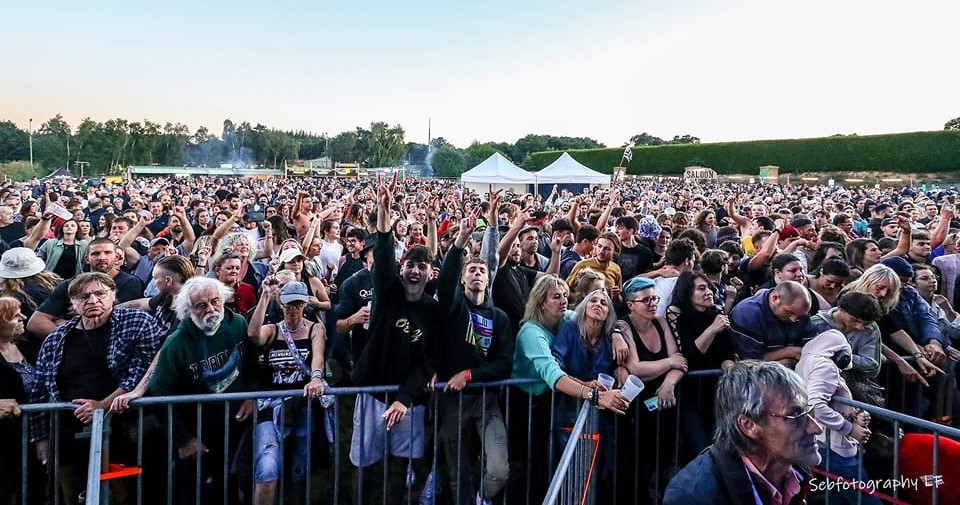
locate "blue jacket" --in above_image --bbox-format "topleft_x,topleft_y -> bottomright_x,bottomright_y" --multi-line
551,319 -> 615,382
894,285 -> 950,348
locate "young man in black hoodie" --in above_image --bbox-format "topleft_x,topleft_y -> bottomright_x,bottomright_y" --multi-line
349,173 -> 439,503
436,198 -> 514,505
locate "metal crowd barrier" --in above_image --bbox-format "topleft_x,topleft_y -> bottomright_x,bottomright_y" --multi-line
822,396 -> 960,505
542,401 -> 599,505
12,364 -> 959,505
58,379 -> 544,505
16,401 -> 79,505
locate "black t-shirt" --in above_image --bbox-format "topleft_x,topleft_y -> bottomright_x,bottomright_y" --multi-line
738,256 -> 771,293
57,321 -> 116,402
334,268 -> 373,363
37,271 -> 144,320
53,244 -> 77,280
492,264 -> 538,337
335,255 -> 365,289
616,243 -> 654,281
0,223 -> 24,243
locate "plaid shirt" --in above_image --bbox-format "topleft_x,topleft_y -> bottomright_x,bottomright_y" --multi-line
29,308 -> 162,442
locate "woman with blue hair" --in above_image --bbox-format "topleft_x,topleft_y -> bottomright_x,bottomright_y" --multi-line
614,276 -> 687,504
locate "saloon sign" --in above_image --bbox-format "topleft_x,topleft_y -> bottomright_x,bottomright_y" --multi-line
683,166 -> 718,181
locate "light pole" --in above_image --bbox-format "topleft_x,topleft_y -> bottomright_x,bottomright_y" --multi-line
324,132 -> 330,168
28,118 -> 33,167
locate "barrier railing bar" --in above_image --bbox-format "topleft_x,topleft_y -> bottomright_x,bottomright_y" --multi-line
85,409 -> 105,505
834,397 -> 960,438
543,401 -> 593,505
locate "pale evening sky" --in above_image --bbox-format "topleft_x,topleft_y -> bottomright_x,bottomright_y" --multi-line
3,0 -> 959,149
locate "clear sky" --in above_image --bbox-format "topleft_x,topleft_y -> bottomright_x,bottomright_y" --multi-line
3,0 -> 959,148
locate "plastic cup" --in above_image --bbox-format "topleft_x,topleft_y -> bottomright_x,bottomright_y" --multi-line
621,375 -> 645,402
597,373 -> 615,390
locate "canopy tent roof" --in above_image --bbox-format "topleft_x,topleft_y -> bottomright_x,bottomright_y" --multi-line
460,153 -> 536,184
534,152 -> 609,185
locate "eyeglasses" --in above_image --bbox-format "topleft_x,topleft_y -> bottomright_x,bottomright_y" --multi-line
762,405 -> 816,425
627,295 -> 661,305
72,289 -> 111,302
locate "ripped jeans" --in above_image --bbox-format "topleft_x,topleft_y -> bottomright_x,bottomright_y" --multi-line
254,407 -> 311,487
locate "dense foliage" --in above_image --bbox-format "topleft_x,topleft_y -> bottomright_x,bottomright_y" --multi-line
523,131 -> 960,175
0,115 -> 605,178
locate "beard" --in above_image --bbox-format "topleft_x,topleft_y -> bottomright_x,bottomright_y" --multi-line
191,311 -> 224,334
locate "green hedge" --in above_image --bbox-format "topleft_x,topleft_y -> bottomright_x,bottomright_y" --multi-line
522,131 -> 960,175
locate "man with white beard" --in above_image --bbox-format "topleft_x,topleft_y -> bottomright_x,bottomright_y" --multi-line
148,276 -> 256,505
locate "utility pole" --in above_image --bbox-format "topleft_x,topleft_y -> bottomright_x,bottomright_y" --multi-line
28,118 -> 33,167
324,132 -> 329,168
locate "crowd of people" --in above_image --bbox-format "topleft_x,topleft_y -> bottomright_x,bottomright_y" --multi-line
0,171 -> 958,504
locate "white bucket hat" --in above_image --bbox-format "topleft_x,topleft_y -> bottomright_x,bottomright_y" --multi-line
0,248 -> 45,279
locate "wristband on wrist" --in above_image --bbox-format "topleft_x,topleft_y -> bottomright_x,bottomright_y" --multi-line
913,352 -> 924,359
310,370 -> 324,380
578,384 -> 585,399
463,369 -> 472,382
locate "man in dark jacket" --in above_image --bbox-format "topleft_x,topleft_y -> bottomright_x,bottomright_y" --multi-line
435,208 -> 513,505
664,360 -> 821,505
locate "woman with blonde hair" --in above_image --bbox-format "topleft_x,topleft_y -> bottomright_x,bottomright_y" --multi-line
840,263 -> 942,398
212,232 -> 268,293
510,275 -> 627,502
567,267 -> 606,307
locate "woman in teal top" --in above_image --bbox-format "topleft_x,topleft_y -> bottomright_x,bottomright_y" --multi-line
508,274 -> 627,503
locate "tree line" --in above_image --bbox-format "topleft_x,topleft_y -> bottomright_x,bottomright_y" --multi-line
0,113 -> 713,180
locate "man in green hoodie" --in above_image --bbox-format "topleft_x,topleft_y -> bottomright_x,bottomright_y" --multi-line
148,276 -> 256,505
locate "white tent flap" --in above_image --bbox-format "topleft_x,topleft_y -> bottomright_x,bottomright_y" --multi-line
460,152 -> 536,195
534,152 -> 610,185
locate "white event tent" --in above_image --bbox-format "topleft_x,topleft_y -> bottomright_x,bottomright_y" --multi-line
534,152 -> 610,186
459,152 -> 536,195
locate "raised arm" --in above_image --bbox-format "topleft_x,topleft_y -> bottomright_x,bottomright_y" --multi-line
174,206 -> 196,253
881,216 -> 912,260
567,196 -> 581,233
747,230 -> 779,272
930,203 -> 954,249
595,189 -> 618,233
498,205 -> 533,268
118,216 -> 150,267
425,197 -> 439,258
482,187 -> 503,282
24,212 -> 54,251
248,280 -> 279,346
210,207 -> 244,253
725,196 -> 751,230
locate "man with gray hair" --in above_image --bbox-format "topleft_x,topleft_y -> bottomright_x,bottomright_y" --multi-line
664,360 -> 823,505
147,276 -> 256,504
